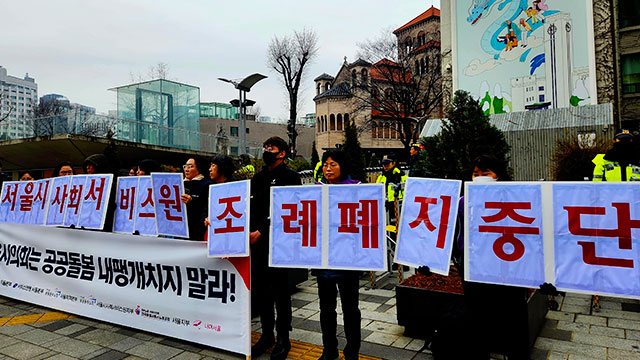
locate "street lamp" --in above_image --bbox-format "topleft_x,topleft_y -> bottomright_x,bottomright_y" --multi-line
218,73 -> 267,155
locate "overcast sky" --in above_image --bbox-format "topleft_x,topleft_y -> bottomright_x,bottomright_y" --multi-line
2,0 -> 440,121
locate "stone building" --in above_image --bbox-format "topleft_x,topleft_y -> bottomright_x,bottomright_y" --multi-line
313,6 -> 442,158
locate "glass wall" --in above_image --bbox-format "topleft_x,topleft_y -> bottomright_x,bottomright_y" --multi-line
619,1 -> 640,28
200,102 -> 238,120
622,53 -> 640,94
115,79 -> 200,150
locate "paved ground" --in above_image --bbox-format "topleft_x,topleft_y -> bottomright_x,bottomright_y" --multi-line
0,272 -> 639,359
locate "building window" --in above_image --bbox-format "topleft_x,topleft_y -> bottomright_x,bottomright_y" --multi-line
330,114 -> 335,130
622,53 -> 640,94
385,88 -> 394,100
361,69 -> 368,83
371,122 -> 377,138
619,2 -> 640,28
351,70 -> 357,85
317,118 -> 321,130
317,83 -> 321,95
417,31 -> 426,46
246,128 -> 250,134
230,126 -> 239,137
384,123 -> 390,138
344,113 -> 349,127
337,114 -> 343,131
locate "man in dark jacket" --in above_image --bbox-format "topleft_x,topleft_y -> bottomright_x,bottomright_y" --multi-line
250,136 -> 301,360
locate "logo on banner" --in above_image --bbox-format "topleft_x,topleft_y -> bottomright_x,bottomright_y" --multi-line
135,305 -> 140,315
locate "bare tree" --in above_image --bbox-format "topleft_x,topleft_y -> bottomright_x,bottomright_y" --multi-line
27,99 -> 70,137
352,30 -> 444,150
267,28 -> 319,156
0,94 -> 15,124
129,62 -> 172,83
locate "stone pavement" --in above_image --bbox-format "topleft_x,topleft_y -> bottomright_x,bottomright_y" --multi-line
0,273 -> 639,359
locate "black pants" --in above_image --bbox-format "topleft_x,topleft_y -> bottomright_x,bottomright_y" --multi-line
317,273 -> 361,357
252,250 -> 292,336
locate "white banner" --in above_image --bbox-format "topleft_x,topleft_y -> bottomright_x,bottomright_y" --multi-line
0,223 -> 251,355
395,178 -> 462,275
270,184 -> 387,271
208,181 -> 250,258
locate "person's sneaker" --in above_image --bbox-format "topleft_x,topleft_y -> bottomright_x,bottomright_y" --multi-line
251,333 -> 275,358
269,336 -> 291,360
317,352 -> 340,360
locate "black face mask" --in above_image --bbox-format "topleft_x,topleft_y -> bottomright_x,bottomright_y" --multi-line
263,151 -> 280,166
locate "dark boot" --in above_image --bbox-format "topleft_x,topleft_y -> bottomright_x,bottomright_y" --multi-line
251,333 -> 275,358
270,334 -> 291,360
317,351 -> 340,360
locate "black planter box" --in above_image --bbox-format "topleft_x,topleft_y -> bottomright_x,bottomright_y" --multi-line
396,284 -> 548,354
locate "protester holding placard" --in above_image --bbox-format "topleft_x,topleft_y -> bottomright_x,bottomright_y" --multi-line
19,172 -> 34,181
181,157 -> 211,241
53,161 -> 74,177
203,154 -> 237,228
453,155 -> 529,360
136,159 -> 160,176
250,136 -> 301,360
314,149 -> 361,360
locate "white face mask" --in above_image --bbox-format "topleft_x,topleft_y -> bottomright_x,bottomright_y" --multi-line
472,176 -> 497,183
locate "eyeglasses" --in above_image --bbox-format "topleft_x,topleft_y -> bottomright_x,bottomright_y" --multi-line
263,145 -> 279,152
183,164 -> 194,170
59,171 -> 73,175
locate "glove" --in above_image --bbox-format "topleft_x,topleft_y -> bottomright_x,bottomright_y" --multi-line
417,266 -> 432,276
539,283 -> 559,296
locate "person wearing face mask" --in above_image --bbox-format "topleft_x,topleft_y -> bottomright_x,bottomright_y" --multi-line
592,129 -> 639,182
250,136 -> 301,360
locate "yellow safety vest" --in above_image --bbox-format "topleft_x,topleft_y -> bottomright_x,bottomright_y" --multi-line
376,167 -> 408,202
592,154 -> 640,182
313,162 -> 323,182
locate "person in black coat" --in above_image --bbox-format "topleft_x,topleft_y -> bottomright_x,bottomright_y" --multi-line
250,136 -> 301,360
180,156 -> 211,241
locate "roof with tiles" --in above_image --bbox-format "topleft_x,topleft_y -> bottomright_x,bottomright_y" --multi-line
393,6 -> 440,34
313,82 -> 351,100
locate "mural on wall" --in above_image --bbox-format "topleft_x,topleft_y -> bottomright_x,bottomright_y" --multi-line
453,0 -> 596,114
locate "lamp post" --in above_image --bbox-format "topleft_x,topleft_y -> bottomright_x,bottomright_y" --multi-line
218,73 -> 267,155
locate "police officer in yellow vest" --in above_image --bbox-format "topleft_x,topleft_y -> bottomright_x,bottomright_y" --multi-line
313,161 -> 323,183
376,153 -> 407,216
592,129 -> 640,182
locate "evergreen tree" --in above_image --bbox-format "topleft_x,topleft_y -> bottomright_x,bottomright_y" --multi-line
414,90 -> 511,180
342,117 -> 367,182
311,141 -> 320,166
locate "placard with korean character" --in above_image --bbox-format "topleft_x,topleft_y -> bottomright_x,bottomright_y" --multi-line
14,181 -> 38,225
327,184 -> 386,271
270,185 -> 322,267
46,176 -> 72,226
63,175 -> 88,228
29,179 -> 52,226
553,183 -> 640,298
395,178 -> 462,275
208,180 -> 250,258
151,173 -> 188,238
77,174 -> 113,230
114,176 -> 139,234
134,176 -> 157,236
465,183 -> 545,288
0,182 -> 19,223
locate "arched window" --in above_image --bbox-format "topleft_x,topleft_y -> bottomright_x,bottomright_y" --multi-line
317,83 -> 321,95
361,69 -> 368,83
323,116 -> 327,132
337,114 -> 343,131
371,122 -> 377,138
344,113 -> 349,127
384,122 -> 390,138
351,70 -> 357,84
317,118 -> 321,131
405,37 -> 412,53
325,82 -> 331,91
417,31 -> 426,46
330,114 -> 336,131
420,58 -> 426,75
